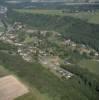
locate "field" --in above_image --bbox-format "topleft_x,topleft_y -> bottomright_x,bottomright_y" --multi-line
0,51 -> 97,100
0,65 -> 9,77
0,75 -> 28,100
0,27 -> 5,32
14,9 -> 64,16
78,59 -> 99,75
15,9 -> 99,24
1,9 -> 99,100
0,21 -> 5,32
16,87 -> 51,100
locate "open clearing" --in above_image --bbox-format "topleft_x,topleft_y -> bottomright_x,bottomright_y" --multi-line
78,59 -> 99,75
16,87 -> 51,100
0,75 -> 29,100
15,9 -> 99,24
0,65 -> 9,77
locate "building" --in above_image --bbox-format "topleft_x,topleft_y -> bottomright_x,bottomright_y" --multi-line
0,6 -> 7,15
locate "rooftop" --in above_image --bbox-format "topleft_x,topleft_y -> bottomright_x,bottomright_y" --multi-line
0,6 -> 7,14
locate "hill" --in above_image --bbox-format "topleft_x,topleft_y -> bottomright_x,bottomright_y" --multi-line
8,10 -> 99,51
31,0 -> 99,3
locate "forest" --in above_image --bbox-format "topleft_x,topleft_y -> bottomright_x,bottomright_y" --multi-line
7,10 -> 99,51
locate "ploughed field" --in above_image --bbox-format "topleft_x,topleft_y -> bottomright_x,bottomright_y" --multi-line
0,75 -> 28,100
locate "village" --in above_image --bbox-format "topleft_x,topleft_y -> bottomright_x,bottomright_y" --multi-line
1,1 -> 99,100
0,19 -> 99,80
0,4 -> 99,80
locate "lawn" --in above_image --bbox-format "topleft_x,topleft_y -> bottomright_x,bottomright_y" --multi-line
78,59 -> 99,75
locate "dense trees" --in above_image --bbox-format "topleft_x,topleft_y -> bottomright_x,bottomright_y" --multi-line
7,10 -> 99,51
0,41 -> 17,51
61,64 -> 99,95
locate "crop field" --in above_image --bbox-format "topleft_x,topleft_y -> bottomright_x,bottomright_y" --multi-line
15,9 -> 99,24
78,59 -> 99,75
0,75 -> 29,100
14,9 -> 64,16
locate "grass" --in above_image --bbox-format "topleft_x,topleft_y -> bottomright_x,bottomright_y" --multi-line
0,51 -> 96,100
0,21 -> 5,32
16,87 -> 51,100
14,9 -> 64,16
24,35 -> 34,43
0,27 -> 5,32
0,65 -> 9,77
78,59 -> 99,75
88,12 -> 99,24
0,39 -> 98,100
68,11 -> 99,24
15,9 -> 99,24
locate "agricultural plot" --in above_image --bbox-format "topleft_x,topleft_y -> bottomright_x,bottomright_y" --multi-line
0,75 -> 29,100
66,11 -> 99,24
14,9 -> 64,16
15,9 -> 99,24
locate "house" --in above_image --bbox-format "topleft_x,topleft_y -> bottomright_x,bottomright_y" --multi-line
56,67 -> 73,79
15,43 -> 23,46
0,6 -> 7,15
64,39 -> 71,46
95,52 -> 99,56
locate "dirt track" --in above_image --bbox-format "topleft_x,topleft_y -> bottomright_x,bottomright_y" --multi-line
0,75 -> 29,100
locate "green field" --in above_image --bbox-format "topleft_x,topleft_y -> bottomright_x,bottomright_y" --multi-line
16,87 -> 51,100
15,9 -> 64,16
0,42 -> 98,100
3,9 -> 99,100
0,50 -> 98,100
0,65 -> 9,77
0,21 -> 5,32
78,59 -> 99,75
0,27 -> 5,32
15,9 -> 99,24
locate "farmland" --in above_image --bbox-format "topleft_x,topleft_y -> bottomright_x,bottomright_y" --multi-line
0,75 -> 28,100
15,9 -> 99,24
